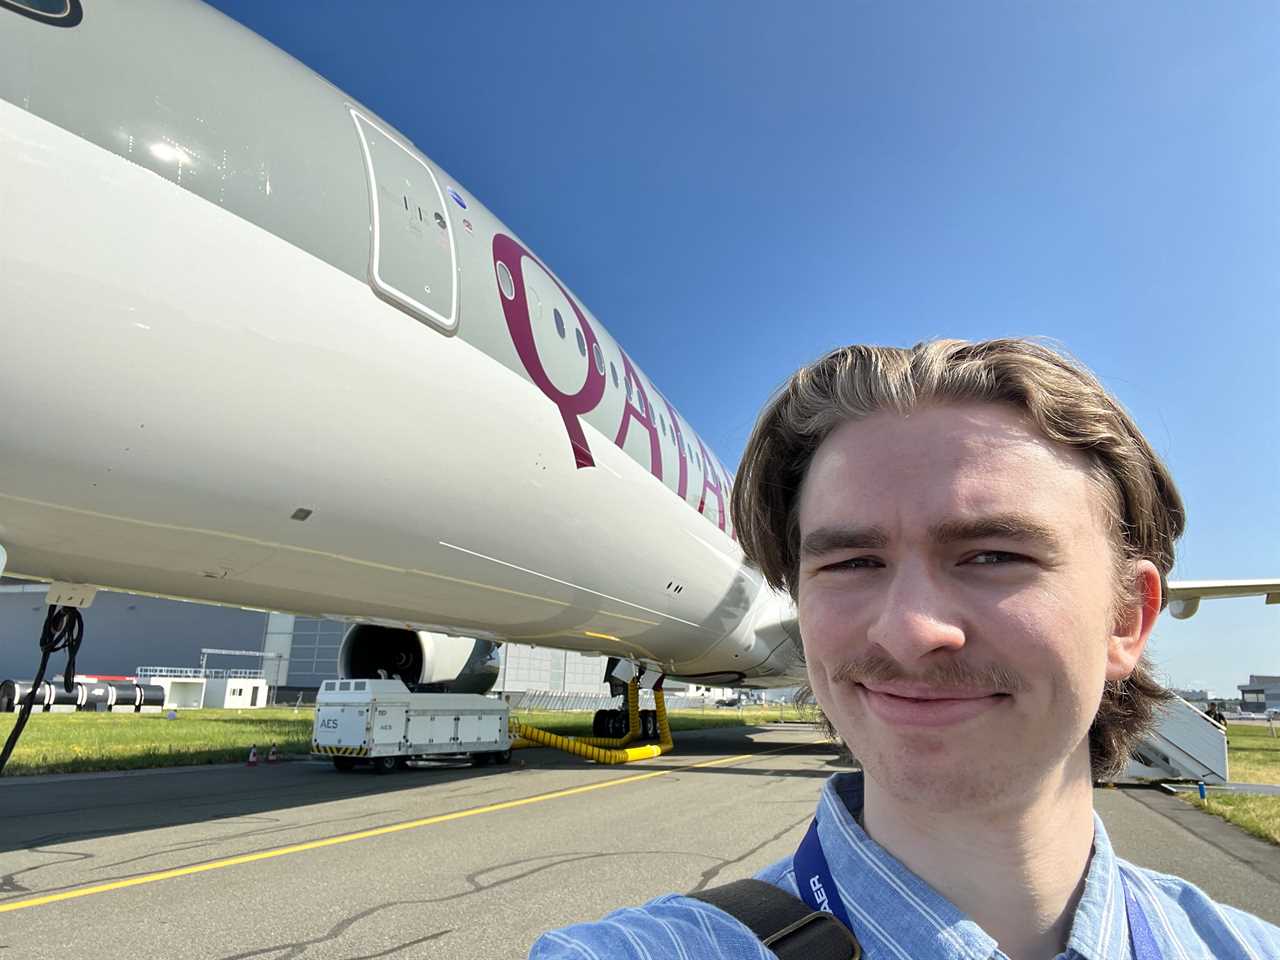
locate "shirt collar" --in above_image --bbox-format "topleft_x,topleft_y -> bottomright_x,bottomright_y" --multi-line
815,773 -> 1000,960
1062,809 -> 1130,960
815,773 -> 1129,960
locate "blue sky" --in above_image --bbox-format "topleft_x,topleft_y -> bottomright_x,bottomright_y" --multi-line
208,1 -> 1277,697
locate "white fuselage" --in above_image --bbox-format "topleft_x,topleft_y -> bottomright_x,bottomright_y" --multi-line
0,60 -> 801,686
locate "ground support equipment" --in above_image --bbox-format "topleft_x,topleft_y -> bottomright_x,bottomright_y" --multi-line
510,677 -> 673,764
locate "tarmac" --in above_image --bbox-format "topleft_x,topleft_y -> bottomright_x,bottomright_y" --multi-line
1,724 -> 1277,959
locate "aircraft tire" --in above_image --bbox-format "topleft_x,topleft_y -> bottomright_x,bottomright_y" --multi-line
608,710 -> 627,739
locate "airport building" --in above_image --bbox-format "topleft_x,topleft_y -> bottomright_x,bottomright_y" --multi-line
0,578 -> 611,702
1237,675 -> 1280,715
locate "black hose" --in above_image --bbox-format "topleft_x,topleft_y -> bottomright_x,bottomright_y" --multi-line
0,605 -> 85,775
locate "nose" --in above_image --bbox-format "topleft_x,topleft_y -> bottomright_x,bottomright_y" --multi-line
865,563 -> 966,664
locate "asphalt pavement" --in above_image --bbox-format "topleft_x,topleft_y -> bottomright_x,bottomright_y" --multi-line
1,725 -> 1277,959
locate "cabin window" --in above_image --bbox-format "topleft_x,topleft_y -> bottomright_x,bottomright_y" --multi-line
553,308 -> 566,339
496,262 -> 515,300
592,342 -> 605,375
610,362 -> 619,388
574,327 -> 586,357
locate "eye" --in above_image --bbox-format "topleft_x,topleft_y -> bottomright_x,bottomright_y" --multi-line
823,556 -> 884,571
965,551 -> 1026,565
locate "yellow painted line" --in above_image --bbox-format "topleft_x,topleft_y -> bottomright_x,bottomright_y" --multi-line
0,744 -> 807,913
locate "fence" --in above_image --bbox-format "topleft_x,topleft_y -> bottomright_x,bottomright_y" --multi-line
500,689 -> 761,714
136,666 -> 265,680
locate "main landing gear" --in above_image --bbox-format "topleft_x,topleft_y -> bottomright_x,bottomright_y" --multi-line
513,661 -> 673,765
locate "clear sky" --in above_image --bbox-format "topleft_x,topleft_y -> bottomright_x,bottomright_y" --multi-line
207,1 -> 1277,698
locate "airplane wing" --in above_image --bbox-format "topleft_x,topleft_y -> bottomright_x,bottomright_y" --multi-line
1165,579 -> 1280,619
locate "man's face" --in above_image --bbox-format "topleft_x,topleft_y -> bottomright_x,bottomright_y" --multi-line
796,402 -> 1139,806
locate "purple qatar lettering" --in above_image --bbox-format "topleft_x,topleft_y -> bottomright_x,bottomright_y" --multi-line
695,437 -> 727,532
493,232 -> 727,534
493,234 -> 606,469
614,351 -> 662,481
659,396 -> 689,499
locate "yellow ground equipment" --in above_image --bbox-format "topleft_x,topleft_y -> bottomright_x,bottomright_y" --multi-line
510,678 -> 673,764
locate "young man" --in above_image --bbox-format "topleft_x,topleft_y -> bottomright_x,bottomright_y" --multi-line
530,339 -> 1280,959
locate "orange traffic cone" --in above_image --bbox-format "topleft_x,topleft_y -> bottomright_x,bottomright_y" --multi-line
267,744 -> 279,764
246,744 -> 259,767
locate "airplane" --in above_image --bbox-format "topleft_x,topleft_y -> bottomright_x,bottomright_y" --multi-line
0,1 -> 1275,716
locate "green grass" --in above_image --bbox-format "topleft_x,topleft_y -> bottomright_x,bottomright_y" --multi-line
1168,723 -> 1280,846
1224,722 -> 1280,785
0,707 -> 316,776
1180,793 -> 1280,847
0,702 -> 821,776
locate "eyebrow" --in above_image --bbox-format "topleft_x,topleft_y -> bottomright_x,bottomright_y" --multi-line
800,525 -> 889,558
800,513 -> 1062,559
929,514 -> 1062,551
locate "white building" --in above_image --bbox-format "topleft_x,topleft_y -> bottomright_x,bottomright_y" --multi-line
202,672 -> 269,709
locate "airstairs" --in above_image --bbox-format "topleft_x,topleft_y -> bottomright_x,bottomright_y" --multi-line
1124,695 -> 1229,784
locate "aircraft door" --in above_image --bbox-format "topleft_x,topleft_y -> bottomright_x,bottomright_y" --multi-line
350,109 -> 459,333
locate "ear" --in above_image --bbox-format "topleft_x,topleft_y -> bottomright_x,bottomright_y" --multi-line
1106,559 -> 1163,681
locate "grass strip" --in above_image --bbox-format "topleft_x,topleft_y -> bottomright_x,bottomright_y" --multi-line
0,703 -> 818,776
1178,792 -> 1280,847
0,708 -> 316,776
1223,722 -> 1280,785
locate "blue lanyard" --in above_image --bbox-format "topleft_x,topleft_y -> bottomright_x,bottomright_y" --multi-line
1121,870 -> 1163,960
794,819 -> 854,930
794,818 -> 1163,960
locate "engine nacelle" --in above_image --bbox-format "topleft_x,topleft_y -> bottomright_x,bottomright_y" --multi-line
338,626 -> 499,694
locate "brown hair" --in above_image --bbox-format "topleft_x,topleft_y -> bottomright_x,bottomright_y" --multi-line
732,338 -> 1183,779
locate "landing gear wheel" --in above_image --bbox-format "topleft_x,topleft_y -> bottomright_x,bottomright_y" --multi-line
372,755 -> 399,774
607,710 -> 627,739
641,710 -> 656,739
332,756 -> 356,772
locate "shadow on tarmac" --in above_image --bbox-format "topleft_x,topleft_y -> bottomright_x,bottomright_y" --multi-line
0,725 -> 841,856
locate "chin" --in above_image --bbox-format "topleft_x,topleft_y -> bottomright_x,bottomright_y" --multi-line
863,747 -> 1020,811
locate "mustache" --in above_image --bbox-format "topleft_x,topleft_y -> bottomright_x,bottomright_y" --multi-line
829,652 -> 1024,694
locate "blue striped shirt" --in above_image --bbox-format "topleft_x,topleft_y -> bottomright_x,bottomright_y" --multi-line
529,772 -> 1280,959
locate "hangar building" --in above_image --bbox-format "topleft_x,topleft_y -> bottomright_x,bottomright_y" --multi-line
0,578 -> 610,700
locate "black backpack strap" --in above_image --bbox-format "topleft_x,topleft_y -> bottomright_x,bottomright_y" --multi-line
688,878 -> 861,960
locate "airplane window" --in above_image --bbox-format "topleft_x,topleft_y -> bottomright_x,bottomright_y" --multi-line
626,379 -> 633,400
574,327 -> 586,357
496,261 -> 515,300
553,308 -> 565,339
660,416 -> 667,437
610,362 -> 619,388
592,342 -> 604,375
